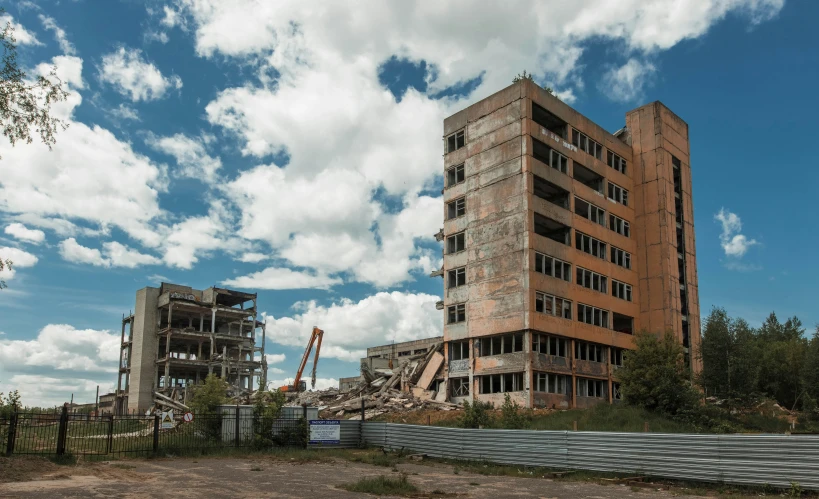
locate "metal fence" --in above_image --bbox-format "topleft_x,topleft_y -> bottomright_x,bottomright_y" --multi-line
2,405 -> 309,457
361,423 -> 819,491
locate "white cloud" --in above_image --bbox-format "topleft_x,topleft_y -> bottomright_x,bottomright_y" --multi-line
0,246 -> 38,283
222,267 -> 342,290
265,291 -> 441,362
4,223 -> 46,244
98,47 -> 183,102
58,238 -> 160,268
0,14 -> 42,46
0,323 -> 120,407
237,252 -> 269,263
109,103 -> 141,122
267,377 -> 338,391
265,353 -> 286,364
160,200 -> 245,269
601,58 -> 656,102
145,133 -> 222,183
38,14 -> 76,55
715,208 -> 758,258
0,56 -> 167,249
160,5 -> 185,29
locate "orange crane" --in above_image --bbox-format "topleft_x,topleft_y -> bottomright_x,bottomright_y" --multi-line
278,326 -> 324,392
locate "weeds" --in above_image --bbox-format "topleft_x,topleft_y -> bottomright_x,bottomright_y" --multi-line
340,473 -> 419,496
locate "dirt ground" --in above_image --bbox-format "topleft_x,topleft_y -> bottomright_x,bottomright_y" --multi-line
0,454 -> 709,499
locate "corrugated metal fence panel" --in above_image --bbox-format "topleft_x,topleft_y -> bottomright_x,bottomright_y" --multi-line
716,434 -> 819,490
360,423 -> 819,491
338,420 -> 361,448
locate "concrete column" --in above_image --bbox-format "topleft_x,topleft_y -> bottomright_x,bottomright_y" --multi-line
570,339 -> 577,409
197,341 -> 202,361
199,314 -> 203,332
164,331 -> 171,390
211,308 -> 216,333
221,346 -> 227,378
168,303 -> 173,330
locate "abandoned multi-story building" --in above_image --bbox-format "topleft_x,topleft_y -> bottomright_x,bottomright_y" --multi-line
436,79 -> 701,409
115,283 -> 266,414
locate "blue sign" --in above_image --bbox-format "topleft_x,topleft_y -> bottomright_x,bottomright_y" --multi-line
309,419 -> 341,444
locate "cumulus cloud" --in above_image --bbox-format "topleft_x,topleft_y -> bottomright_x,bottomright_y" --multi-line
267,377 -> 337,391
601,58 -> 656,102
715,208 -> 758,258
4,223 -> 45,244
38,14 -> 76,55
0,14 -> 42,46
98,47 -> 183,101
223,267 -> 342,290
58,238 -> 160,268
264,291 -> 442,362
237,252 -> 269,263
145,132 -> 222,183
108,103 -> 141,122
0,246 -> 38,282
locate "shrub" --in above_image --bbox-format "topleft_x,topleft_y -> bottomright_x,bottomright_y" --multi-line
458,399 -> 494,429
500,393 -> 527,429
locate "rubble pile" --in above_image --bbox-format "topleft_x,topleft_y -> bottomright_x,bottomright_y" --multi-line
287,341 -> 461,419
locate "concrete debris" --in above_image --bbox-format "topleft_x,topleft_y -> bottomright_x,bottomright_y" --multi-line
276,342 -> 458,419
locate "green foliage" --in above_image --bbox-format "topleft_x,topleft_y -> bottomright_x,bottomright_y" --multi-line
700,308 -> 761,403
512,70 -> 555,95
619,330 -> 701,417
189,374 -> 229,415
340,473 -> 419,496
802,330 -> 819,406
0,258 -> 10,289
251,389 -> 286,449
0,389 -> 21,417
499,393 -> 527,429
458,399 -> 494,429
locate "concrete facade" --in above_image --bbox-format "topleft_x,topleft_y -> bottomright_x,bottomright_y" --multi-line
117,283 -> 266,414
439,80 -> 701,409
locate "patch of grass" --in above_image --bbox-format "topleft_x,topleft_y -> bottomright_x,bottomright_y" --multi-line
340,473 -> 419,496
469,482 -> 479,486
249,466 -> 262,471
110,463 -> 136,470
47,453 -> 77,466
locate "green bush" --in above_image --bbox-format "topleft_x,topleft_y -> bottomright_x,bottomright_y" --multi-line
458,399 -> 494,428
340,473 -> 419,495
500,393 -> 527,429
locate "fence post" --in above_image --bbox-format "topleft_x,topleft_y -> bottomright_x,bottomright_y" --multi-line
107,415 -> 114,455
360,397 -> 365,422
302,404 -> 308,449
235,404 -> 240,447
153,414 -> 159,455
56,403 -> 69,456
5,410 -> 17,456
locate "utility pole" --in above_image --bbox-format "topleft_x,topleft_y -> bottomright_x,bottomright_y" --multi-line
95,385 -> 100,415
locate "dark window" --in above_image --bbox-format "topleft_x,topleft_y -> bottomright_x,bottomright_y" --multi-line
577,303 -> 609,328
575,231 -> 607,260
532,334 -> 568,357
446,232 -> 465,254
612,312 -> 634,334
447,267 -> 466,288
607,150 -> 627,175
533,174 -> 569,209
534,372 -> 568,394
607,182 -> 628,206
450,341 -> 470,361
446,130 -> 465,153
446,164 -> 465,187
446,197 -> 466,219
479,373 -> 523,394
573,162 -> 604,193
576,267 -> 607,293
611,246 -> 631,269
532,102 -> 567,138
535,292 -> 572,319
577,377 -> 607,398
571,128 -> 602,160
447,303 -> 466,324
574,341 -> 604,362
609,214 -> 630,237
451,377 -> 469,397
534,213 -> 570,245
612,280 -> 632,302
479,333 -> 523,356
534,252 -> 571,282
533,138 -> 568,174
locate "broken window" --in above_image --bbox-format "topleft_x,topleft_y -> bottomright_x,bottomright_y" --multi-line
450,341 -> 470,361
612,382 -> 622,400
676,226 -> 684,247
446,164 -> 465,188
414,349 -> 428,355
610,347 -> 625,367
446,129 -> 465,153
480,333 -> 524,356
533,138 -> 568,174
398,350 -> 411,357
534,213 -> 570,245
479,372 -> 524,394
607,182 -> 628,206
575,197 -> 606,227
534,252 -> 571,282
609,214 -> 630,237
533,174 -> 569,209
446,232 -> 465,254
447,267 -> 466,288
575,341 -> 604,362
610,246 -> 631,269
532,102 -> 567,138
607,150 -> 627,175
576,267 -> 608,294
447,303 -> 466,324
451,377 -> 469,397
571,128 -> 602,160
577,303 -> 609,328
612,280 -> 632,302
672,155 -> 682,169
572,162 -> 604,194
535,292 -> 572,320
577,377 -> 607,398
612,312 -> 634,335
446,197 -> 466,219
532,334 -> 568,357
575,231 -> 607,260
534,372 -> 568,394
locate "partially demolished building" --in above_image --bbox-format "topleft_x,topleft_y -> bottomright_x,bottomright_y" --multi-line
115,283 -> 266,414
436,80 -> 701,409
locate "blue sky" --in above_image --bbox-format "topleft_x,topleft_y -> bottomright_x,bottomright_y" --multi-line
0,0 -> 814,407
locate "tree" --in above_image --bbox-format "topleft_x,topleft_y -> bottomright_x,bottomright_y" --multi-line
188,374 -> 228,415
802,328 -> 819,405
0,258 -> 10,289
756,312 -> 807,409
512,70 -> 555,95
0,10 -> 69,156
619,330 -> 700,417
699,308 -> 760,403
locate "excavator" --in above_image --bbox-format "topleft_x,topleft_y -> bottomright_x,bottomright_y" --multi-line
278,326 -> 324,393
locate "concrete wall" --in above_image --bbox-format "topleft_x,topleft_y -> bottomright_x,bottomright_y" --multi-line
127,287 -> 159,413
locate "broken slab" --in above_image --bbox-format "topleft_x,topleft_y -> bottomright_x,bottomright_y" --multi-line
416,351 -> 444,390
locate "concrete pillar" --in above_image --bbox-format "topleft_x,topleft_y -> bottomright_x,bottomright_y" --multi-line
164,331 -> 171,390
211,308 -> 216,333
199,314 -> 203,332
197,341 -> 202,361
221,346 -> 227,378
570,339 -> 577,409
168,303 -> 173,330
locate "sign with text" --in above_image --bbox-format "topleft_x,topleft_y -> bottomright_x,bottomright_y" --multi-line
161,410 -> 174,429
309,420 -> 340,445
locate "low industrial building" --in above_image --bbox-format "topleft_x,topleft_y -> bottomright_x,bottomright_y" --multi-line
116,282 -> 267,414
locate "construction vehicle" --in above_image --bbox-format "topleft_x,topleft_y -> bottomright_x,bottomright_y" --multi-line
278,326 -> 324,393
